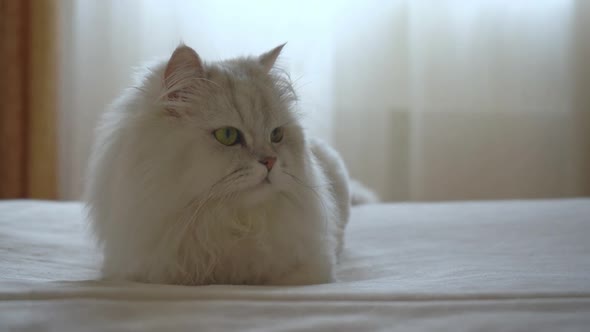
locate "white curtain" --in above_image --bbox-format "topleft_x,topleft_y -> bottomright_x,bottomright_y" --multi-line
58,0 -> 590,201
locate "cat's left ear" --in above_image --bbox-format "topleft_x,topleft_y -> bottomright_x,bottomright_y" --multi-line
259,43 -> 286,72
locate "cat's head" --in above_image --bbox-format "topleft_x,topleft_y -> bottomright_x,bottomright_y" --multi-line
129,44 -> 308,208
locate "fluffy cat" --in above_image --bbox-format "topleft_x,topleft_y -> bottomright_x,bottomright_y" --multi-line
85,44 -> 376,286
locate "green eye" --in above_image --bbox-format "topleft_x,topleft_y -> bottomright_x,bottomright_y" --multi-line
214,127 -> 240,146
270,127 -> 284,143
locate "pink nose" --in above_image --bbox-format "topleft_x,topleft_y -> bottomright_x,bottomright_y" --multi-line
259,156 -> 276,171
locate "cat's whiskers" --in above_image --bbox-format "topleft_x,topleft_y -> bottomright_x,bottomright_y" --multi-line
282,168 -> 332,246
179,167 -> 247,231
282,169 -> 328,190
167,167 -> 250,283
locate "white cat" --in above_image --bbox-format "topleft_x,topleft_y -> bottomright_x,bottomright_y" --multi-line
85,44 -> 376,286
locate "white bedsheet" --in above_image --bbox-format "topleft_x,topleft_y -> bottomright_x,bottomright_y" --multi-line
1,199 -> 589,331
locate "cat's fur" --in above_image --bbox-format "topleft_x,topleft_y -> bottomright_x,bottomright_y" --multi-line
85,44 -> 376,285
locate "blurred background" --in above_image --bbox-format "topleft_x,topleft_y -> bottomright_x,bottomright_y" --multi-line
1,0 -> 589,202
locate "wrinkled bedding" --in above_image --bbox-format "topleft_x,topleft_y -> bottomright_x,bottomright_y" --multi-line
1,199 -> 589,331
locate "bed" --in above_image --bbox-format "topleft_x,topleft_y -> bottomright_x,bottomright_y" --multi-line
1,199 -> 589,331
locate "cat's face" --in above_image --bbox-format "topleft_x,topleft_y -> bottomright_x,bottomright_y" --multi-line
158,45 -> 306,207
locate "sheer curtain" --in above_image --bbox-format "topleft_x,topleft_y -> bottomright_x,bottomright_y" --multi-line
58,0 -> 589,201
333,0 -> 589,200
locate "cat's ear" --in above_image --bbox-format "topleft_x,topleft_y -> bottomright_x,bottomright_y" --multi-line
165,44 -> 204,80
259,43 -> 286,72
162,45 -> 204,116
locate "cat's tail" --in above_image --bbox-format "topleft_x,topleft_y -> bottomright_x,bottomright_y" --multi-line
349,179 -> 380,205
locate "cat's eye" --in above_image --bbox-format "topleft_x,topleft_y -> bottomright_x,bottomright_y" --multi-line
270,127 -> 284,143
214,127 -> 241,146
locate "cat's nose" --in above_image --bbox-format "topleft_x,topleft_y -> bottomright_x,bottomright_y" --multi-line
259,156 -> 277,171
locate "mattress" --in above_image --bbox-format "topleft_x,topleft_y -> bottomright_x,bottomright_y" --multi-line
1,199 -> 589,331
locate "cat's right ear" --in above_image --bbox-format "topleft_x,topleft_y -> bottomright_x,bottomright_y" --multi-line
165,44 -> 204,81
162,45 -> 204,116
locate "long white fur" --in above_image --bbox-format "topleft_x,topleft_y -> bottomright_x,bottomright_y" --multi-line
85,44 -> 374,285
